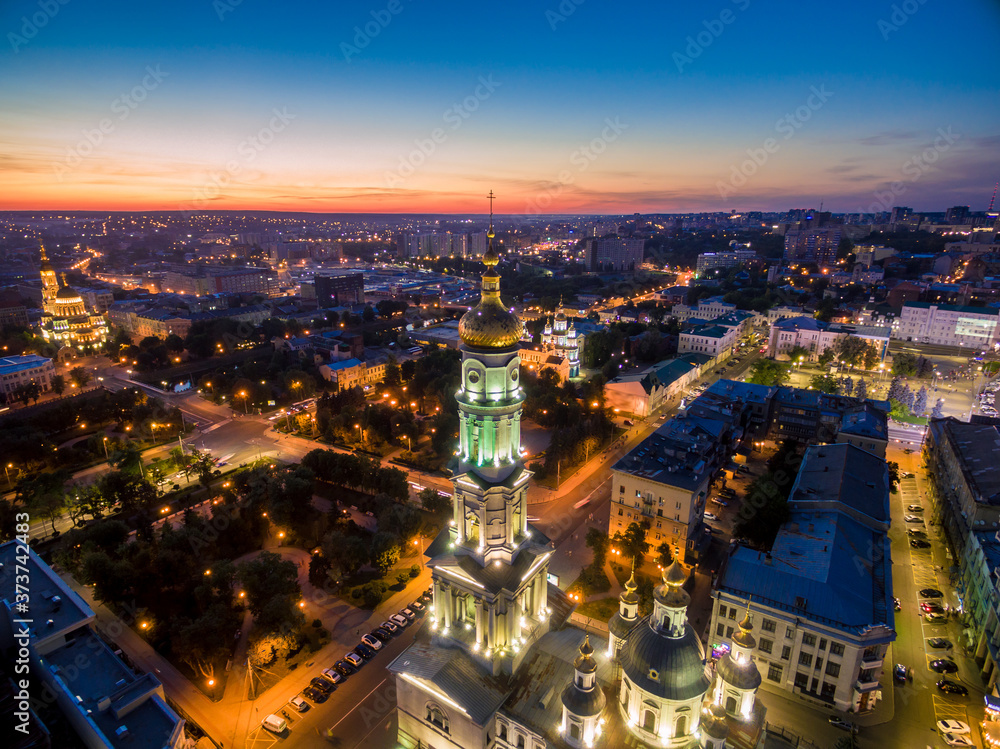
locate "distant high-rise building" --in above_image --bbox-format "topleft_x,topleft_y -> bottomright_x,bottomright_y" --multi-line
696,244 -> 758,275
314,272 -> 364,308
584,237 -> 645,272
469,231 -> 489,257
397,231 -> 434,258
782,227 -> 842,266
592,219 -> 621,237
946,205 -> 971,223
890,206 -> 913,224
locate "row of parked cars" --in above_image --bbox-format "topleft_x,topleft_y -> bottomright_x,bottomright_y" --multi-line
265,592 -> 432,730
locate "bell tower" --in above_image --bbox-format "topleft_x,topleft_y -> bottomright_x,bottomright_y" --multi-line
428,192 -> 553,676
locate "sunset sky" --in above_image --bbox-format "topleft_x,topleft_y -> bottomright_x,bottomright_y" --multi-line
2,0 -> 999,214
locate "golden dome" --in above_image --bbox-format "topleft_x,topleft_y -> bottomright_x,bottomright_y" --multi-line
458,195 -> 522,349
458,288 -> 522,349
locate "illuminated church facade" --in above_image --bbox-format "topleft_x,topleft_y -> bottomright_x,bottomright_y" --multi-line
38,245 -> 108,354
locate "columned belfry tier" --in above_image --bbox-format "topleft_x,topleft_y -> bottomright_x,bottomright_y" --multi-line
427,192 -> 551,677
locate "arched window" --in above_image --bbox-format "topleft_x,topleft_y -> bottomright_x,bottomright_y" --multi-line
642,709 -> 656,732
498,723 -> 508,741
675,714 -> 688,736
569,722 -> 580,740
425,703 -> 449,733
726,695 -> 737,713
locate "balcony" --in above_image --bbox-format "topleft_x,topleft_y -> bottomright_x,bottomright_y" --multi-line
860,653 -> 883,669
855,677 -> 880,692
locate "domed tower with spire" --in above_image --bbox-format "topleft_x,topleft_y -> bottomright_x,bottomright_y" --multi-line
38,242 -> 59,307
607,563 -> 640,663
713,603 -> 763,720
617,559 -> 711,747
560,635 -> 607,748
425,191 -> 554,676
699,703 -> 730,749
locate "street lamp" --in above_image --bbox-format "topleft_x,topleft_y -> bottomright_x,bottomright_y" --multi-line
102,436 -> 109,462
4,463 -> 13,489
239,390 -> 249,414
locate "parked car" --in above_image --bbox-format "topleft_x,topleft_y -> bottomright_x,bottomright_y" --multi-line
907,505 -> 923,512
910,539 -> 931,549
289,694 -> 309,712
354,642 -> 376,659
390,613 -> 409,627
344,652 -> 364,668
930,659 -> 959,673
893,597 -> 901,611
712,499 -> 729,507
828,718 -> 856,732
893,663 -> 908,682
937,679 -> 968,695
409,600 -> 426,613
302,685 -> 327,703
907,529 -> 927,538
262,714 -> 288,734
371,627 -> 393,642
904,515 -> 923,523
901,472 -> 915,479
333,660 -> 356,677
623,419 -> 634,426
704,512 -> 719,522
921,602 -> 944,613
920,588 -> 944,598
361,634 -> 383,651
381,620 -> 399,634
937,720 -> 970,735
942,734 -> 974,747
928,638 -> 953,649
311,676 -> 336,694
321,668 -> 343,684
400,608 -> 416,621
926,612 -> 948,623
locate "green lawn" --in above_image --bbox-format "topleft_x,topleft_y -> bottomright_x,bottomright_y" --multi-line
576,597 -> 619,621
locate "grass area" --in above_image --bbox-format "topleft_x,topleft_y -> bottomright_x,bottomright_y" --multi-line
890,413 -> 929,426
576,597 -> 619,621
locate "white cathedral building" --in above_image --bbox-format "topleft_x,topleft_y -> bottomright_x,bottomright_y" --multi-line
389,196 -> 767,749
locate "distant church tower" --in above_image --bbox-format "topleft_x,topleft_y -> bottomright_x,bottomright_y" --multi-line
39,243 -> 59,307
427,191 -> 554,676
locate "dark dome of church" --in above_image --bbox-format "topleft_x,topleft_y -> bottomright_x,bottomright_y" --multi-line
716,653 -> 763,691
619,619 -> 711,701
56,285 -> 81,301
560,682 -> 606,717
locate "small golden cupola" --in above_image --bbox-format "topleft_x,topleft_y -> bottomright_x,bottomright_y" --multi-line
458,191 -> 523,350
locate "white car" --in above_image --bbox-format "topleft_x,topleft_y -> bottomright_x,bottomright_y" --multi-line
937,720 -> 970,735
381,620 -> 399,633
942,734 -> 973,747
361,634 -> 383,651
321,668 -> 343,684
344,652 -> 364,668
704,512 -> 719,521
400,608 -> 416,621
390,613 -> 409,628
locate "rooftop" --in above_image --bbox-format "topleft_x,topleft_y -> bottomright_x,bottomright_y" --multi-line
904,301 -> 1000,316
934,419 -> 1000,505
720,508 -> 894,636
788,443 -> 891,528
0,354 -> 52,374
612,413 -> 728,490
0,542 -> 94,645
42,631 -> 182,749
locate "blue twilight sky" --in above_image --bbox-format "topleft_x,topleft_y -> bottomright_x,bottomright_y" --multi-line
1,0 -> 999,213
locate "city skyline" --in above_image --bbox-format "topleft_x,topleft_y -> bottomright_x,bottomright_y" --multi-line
2,0 -> 999,214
